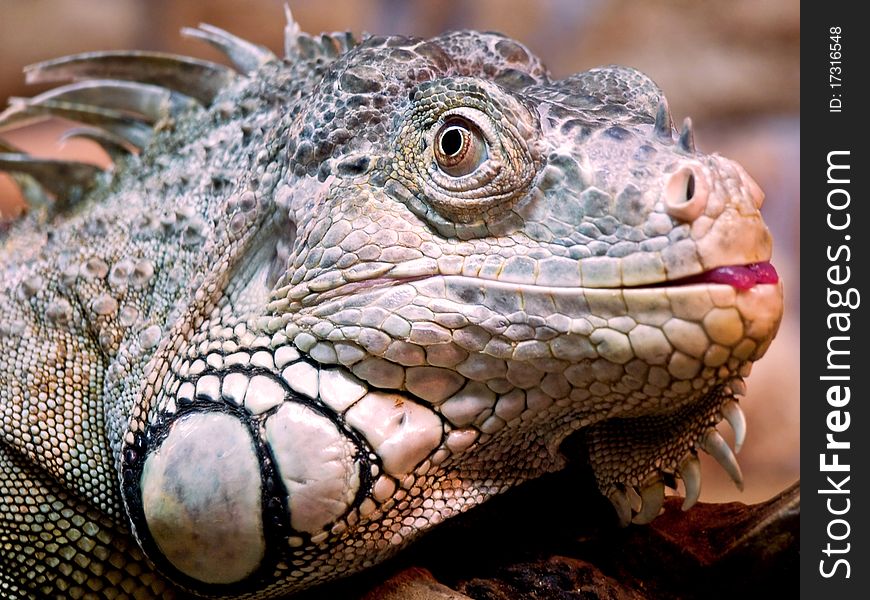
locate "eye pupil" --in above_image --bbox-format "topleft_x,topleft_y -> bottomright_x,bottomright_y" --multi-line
440,127 -> 464,157
433,116 -> 487,177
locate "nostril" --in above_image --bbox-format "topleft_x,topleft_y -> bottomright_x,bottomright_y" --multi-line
665,166 -> 707,222
686,173 -> 695,201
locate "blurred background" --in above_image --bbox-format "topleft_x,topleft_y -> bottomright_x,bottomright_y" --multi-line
0,0 -> 799,504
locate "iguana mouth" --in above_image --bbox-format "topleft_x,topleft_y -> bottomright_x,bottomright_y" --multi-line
307,260 -> 779,304
643,261 -> 779,290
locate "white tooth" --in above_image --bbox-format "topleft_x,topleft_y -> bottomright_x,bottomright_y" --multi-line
632,477 -> 665,524
244,375 -> 286,414
275,345 -> 300,368
222,372 -> 250,405
608,488 -> 632,527
319,368 -> 366,413
721,400 -> 747,454
281,361 -> 319,399
679,453 -> 702,511
701,429 -> 744,491
195,375 -> 221,401
251,350 -> 275,370
177,381 -> 195,403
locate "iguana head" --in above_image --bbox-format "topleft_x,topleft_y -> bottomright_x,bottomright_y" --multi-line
94,23 -> 784,597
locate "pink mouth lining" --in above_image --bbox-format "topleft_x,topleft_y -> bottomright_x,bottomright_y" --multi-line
674,261 -> 779,290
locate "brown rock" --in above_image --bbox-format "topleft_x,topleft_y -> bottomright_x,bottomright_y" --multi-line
447,482 -> 799,600
457,556 -> 647,600
361,567 -> 472,600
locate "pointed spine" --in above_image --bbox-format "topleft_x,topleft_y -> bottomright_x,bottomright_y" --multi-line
654,97 -> 673,140
0,98 -> 152,149
0,139 -> 51,210
10,80 -> 199,124
0,152 -> 103,209
182,23 -> 275,74
284,4 -> 302,58
24,51 -> 235,105
678,117 -> 696,153
60,127 -> 136,161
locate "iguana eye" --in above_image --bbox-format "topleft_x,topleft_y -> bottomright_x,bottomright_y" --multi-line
392,81 -> 541,228
434,117 -> 488,176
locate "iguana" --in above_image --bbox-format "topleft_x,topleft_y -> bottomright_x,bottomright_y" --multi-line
0,13 -> 783,599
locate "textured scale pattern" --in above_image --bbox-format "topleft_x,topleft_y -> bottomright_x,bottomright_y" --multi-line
0,444 -> 171,599
0,13 -> 782,599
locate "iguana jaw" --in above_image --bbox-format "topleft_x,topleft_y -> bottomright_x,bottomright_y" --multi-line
282,272 -> 782,526
288,261 -> 779,312
310,260 -> 780,301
